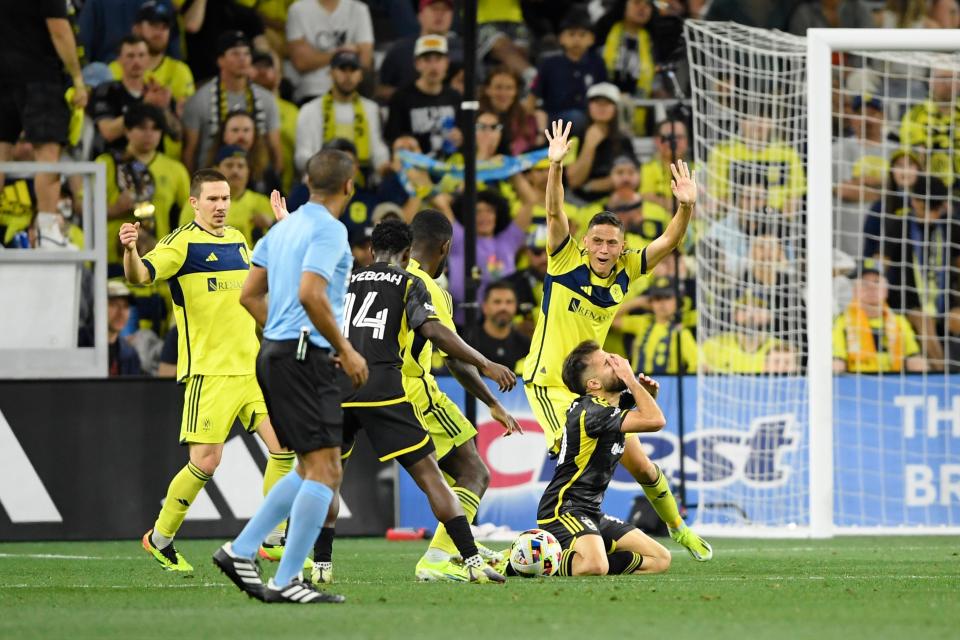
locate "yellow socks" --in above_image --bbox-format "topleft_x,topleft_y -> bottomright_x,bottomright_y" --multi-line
154,462 -> 210,539
264,451 -> 296,495
427,487 -> 480,556
640,464 -> 684,530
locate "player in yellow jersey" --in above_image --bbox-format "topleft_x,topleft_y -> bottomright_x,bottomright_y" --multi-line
523,120 -> 712,562
121,169 -> 295,572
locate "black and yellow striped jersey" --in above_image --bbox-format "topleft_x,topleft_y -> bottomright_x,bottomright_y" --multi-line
343,262 -> 438,403
537,395 -> 627,523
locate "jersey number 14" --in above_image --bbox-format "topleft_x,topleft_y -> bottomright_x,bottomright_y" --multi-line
342,292 -> 388,340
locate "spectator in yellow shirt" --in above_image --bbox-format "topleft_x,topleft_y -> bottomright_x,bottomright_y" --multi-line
702,292 -> 796,374
614,276 -> 697,375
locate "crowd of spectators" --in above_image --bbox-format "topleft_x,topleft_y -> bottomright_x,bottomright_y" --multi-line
1,0 -> 958,377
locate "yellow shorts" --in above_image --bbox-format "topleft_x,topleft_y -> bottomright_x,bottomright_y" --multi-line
403,375 -> 476,460
524,383 -> 578,453
179,374 -> 267,445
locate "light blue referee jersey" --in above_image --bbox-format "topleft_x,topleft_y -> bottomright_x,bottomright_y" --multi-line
251,202 -> 352,349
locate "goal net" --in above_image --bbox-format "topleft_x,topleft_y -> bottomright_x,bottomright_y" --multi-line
684,20 -> 960,535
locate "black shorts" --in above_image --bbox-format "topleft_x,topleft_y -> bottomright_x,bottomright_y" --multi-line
256,339 -> 342,453
0,80 -> 71,145
342,400 -> 434,469
540,510 -> 636,553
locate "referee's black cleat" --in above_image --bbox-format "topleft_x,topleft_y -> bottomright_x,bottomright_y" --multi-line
262,577 -> 346,604
212,543 -> 265,600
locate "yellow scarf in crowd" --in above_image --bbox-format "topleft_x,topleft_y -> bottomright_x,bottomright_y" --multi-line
321,92 -> 370,166
843,302 -> 905,371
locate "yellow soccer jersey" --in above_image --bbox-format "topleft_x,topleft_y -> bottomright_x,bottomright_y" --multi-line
180,189 -> 271,248
401,258 -> 457,384
99,151 -> 191,265
141,222 -> 260,381
701,333 -> 779,374
523,235 -> 648,388
620,315 -> 697,375
832,312 -> 920,373
707,140 -> 805,211
109,56 -> 196,101
900,99 -> 960,183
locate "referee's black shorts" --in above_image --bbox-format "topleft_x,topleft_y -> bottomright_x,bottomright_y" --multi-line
256,338 -> 342,453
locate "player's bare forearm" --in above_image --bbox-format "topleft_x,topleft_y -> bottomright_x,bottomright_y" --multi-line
46,18 -> 83,83
645,201 -> 693,270
621,378 -> 666,433
446,357 -> 499,408
299,273 -> 352,355
240,265 -> 269,327
122,247 -> 152,285
419,321 -> 488,371
545,162 -> 569,250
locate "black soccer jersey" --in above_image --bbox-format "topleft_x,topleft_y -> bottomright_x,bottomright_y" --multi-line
537,395 -> 627,523
342,262 -> 437,403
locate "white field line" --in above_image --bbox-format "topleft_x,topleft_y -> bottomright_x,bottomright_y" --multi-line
0,553 -> 139,560
3,583 -> 225,589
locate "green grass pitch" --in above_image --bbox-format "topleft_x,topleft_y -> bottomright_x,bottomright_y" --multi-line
1,537 -> 957,639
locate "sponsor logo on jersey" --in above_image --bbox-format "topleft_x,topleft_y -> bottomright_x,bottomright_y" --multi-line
567,298 -> 612,323
207,277 -> 243,292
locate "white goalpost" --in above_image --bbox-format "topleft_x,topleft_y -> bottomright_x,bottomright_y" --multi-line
685,22 -> 960,537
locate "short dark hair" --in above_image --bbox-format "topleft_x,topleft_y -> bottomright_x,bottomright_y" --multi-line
305,149 -> 355,195
190,169 -> 228,198
587,211 -> 624,232
118,34 -> 147,54
124,102 -> 166,131
323,137 -> 358,158
410,209 -> 453,246
371,218 -> 412,256
561,340 -> 601,396
484,280 -> 516,302
655,118 -> 686,138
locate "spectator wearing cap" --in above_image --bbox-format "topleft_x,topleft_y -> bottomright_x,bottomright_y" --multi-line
107,2 -> 196,116
463,281 -> 531,374
90,35 -> 182,157
295,50 -> 389,177
701,292 -> 795,374
97,103 -> 190,270
864,174 -> 959,371
384,35 -> 462,157
78,0 -> 183,64
566,82 -> 639,203
613,276 -> 697,375
531,8 -> 607,137
285,0 -> 374,104
832,259 -> 926,373
181,31 -> 282,175
596,0 -> 657,134
641,118 -> 694,224
179,146 -> 272,247
504,228 -> 549,336
106,280 -> 143,376
250,50 -> 299,194
378,0 -> 462,104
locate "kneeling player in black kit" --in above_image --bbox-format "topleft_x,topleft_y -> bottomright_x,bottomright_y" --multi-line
534,340 -> 673,577
336,218 -> 517,583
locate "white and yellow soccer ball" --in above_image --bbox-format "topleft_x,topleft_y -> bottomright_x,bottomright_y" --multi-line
508,529 -> 562,577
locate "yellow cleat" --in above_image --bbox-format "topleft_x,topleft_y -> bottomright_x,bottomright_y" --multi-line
258,543 -> 313,570
415,556 -> 506,583
670,525 -> 713,561
141,530 -> 193,572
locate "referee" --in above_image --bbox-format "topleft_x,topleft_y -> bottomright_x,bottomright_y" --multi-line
213,148 -> 368,605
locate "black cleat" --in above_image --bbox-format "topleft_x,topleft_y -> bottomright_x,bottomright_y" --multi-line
212,543 -> 265,599
262,577 -> 346,604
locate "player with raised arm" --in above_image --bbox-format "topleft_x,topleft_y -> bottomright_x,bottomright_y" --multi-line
533,340 -> 673,576
120,169 -> 295,573
522,120 -> 712,561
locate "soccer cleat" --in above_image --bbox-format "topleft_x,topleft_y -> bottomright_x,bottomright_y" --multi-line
257,543 -> 314,570
212,543 -> 265,599
141,530 -> 193,572
311,561 -> 334,585
261,577 -> 345,604
476,542 -> 505,566
670,525 -> 714,562
415,556 -> 506,583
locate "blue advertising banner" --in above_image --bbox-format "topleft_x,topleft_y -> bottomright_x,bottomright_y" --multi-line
397,376 -> 959,530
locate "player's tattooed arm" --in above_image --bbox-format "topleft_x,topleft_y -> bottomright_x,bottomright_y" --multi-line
544,119 -> 573,253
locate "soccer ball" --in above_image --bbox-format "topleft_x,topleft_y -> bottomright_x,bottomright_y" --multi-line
509,529 -> 562,577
